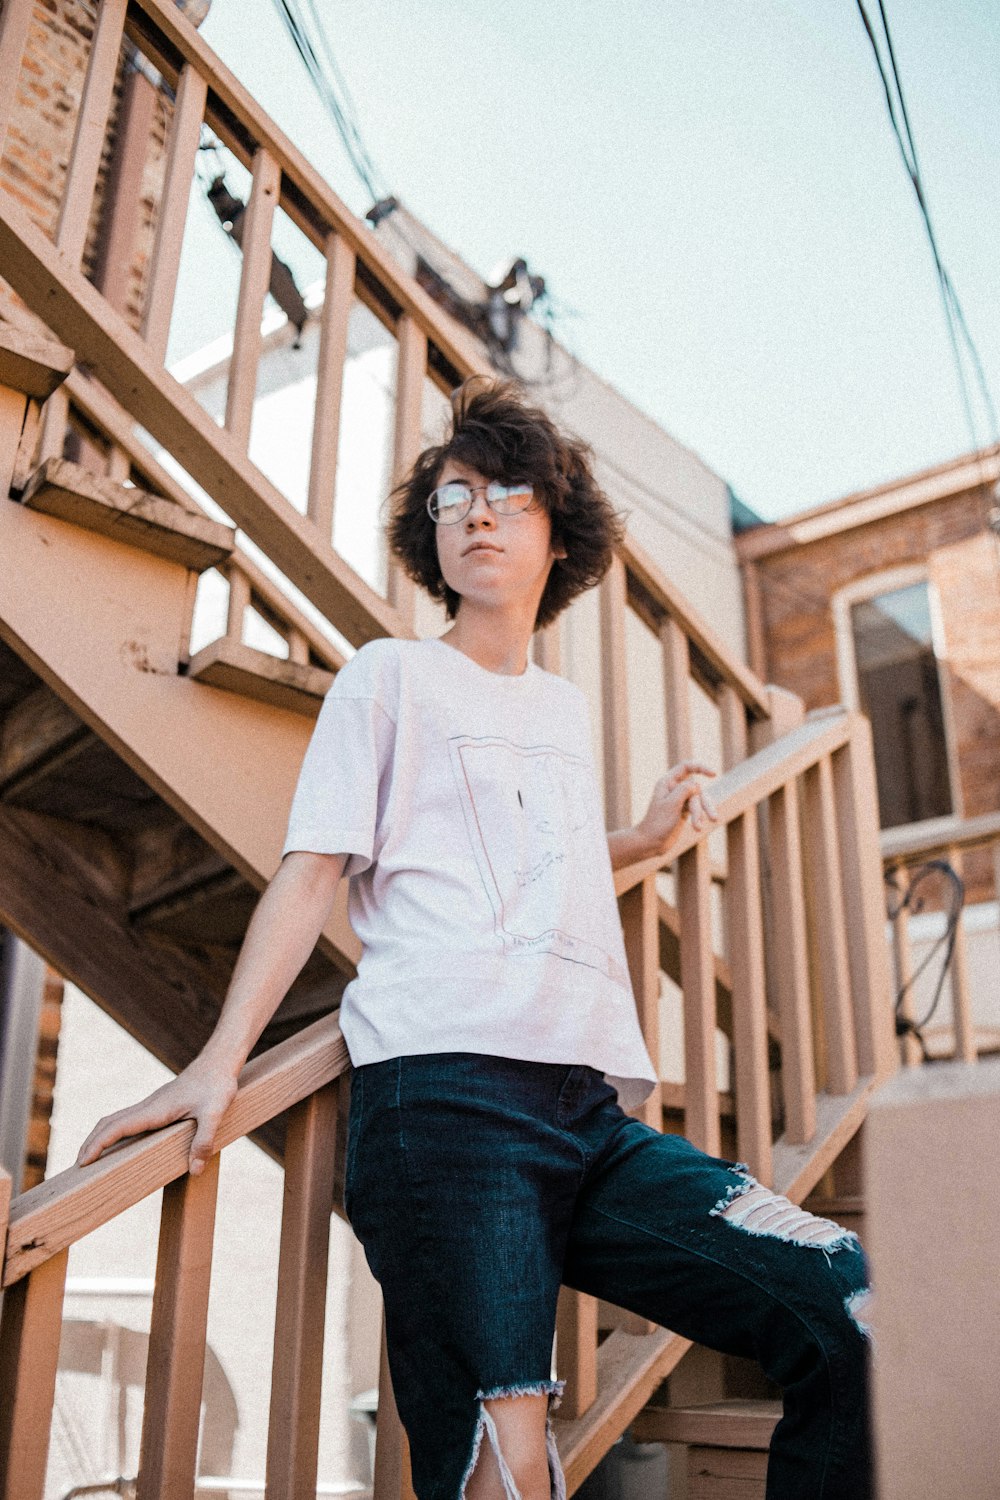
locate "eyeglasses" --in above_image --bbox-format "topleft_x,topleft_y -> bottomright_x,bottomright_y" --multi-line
426,480 -> 536,525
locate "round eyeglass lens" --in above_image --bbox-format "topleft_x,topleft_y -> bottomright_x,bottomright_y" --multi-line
427,480 -> 536,523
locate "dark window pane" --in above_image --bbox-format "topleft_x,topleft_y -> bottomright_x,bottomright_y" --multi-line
850,582 -> 952,827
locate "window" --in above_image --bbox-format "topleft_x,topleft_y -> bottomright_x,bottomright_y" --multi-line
847,579 -> 952,827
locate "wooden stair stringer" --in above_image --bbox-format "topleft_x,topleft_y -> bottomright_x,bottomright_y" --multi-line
0,494 -> 359,974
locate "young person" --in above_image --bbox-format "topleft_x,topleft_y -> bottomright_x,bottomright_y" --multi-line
77,378 -> 873,1500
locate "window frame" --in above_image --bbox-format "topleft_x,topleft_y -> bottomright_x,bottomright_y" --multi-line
831,563 -> 964,825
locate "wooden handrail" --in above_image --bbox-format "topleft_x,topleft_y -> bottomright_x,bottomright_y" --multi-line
880,809 -> 1000,864
2,1013 -> 349,1290
614,708 -> 855,897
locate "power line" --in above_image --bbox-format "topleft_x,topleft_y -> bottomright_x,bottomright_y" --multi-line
855,0 -> 999,458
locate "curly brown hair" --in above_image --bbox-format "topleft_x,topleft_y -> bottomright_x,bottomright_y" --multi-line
386,376 -> 625,630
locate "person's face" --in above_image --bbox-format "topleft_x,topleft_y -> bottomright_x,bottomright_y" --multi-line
432,458 -> 566,619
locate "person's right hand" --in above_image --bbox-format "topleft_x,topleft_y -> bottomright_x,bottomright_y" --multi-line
75,1056 -> 239,1177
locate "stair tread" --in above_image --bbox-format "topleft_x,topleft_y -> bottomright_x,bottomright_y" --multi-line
0,322 -> 73,400
187,637 -> 334,715
20,457 -> 233,570
634,1397 -> 781,1449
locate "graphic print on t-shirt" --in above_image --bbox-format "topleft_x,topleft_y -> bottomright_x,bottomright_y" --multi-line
448,735 -> 628,986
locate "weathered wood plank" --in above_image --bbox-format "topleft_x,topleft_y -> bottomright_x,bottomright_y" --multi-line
265,1084 -> 338,1500
620,876 -> 662,1129
556,1288 -> 598,1419
767,781 -> 816,1144
725,810 -> 773,1185
0,324 -> 73,402
136,1157 -> 220,1500
308,231 -> 356,541
600,554 -> 632,830
21,457 -> 234,570
186,637 -> 334,716
803,757 -> 858,1095
0,1248 -> 68,1500
678,841 -> 720,1154
226,147 -> 281,449
57,0 -> 129,266
143,62 -> 209,360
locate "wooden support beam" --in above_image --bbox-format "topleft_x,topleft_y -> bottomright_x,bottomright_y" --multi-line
307,231 -> 355,543
556,1288 -> 598,1419
599,554 -> 632,830
143,62 -> 209,360
619,876 -> 662,1129
265,1084 -> 339,1500
57,0 -> 129,267
803,757 -> 858,1096
767,782 -> 816,1144
0,1248 -> 68,1500
831,718 -> 897,1083
226,148 -> 281,450
0,0 -> 32,159
678,840 -> 720,1155
136,1157 -> 220,1500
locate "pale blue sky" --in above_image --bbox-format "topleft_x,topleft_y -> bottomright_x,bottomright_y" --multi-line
180,1 -> 1000,523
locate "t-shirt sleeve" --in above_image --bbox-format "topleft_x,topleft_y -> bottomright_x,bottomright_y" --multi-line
281,643 -> 398,877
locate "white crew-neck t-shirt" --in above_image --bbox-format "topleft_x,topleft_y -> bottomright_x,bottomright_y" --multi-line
281,635 -> 658,1110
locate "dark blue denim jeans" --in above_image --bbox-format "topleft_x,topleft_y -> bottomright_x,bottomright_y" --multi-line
344,1052 -> 873,1500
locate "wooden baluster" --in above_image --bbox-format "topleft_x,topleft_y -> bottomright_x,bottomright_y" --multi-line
307,231 -> 355,544
373,1313 -> 416,1500
677,840 -> 720,1155
286,626 -> 309,666
620,874 -> 662,1129
721,681 -> 773,1185
0,0 -> 33,158
265,1084 -> 338,1500
802,757 -> 858,1096
555,1287 -> 598,1419
136,1158 -> 221,1500
225,147 -> 281,450
387,313 -> 426,625
767,779 -> 817,1144
888,863 -> 920,1067
831,717 -> 897,1082
599,554 -> 631,830
142,62 -> 209,361
947,845 -> 975,1063
226,564 -> 251,644
661,616 -> 693,763
56,0 -> 128,267
0,1248 -> 69,1500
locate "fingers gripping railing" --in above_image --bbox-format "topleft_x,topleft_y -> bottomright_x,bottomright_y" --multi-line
0,1017 -> 350,1500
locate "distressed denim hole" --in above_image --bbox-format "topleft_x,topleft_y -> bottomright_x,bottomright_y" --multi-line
459,1379 -> 567,1500
845,1286 -> 875,1341
711,1166 -> 862,1254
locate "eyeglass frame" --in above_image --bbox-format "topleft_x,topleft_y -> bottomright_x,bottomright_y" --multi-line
426,479 -> 538,525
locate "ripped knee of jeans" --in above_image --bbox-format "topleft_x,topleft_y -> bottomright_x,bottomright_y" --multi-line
458,1379 -> 567,1500
710,1164 -> 862,1254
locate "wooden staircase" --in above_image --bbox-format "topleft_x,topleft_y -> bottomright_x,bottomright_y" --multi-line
0,2 -> 899,1496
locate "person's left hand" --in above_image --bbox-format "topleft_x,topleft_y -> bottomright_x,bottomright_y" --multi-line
636,761 -> 718,859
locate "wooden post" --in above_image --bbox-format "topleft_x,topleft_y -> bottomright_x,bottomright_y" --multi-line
947,845 -> 976,1063
677,841 -> 720,1155
265,1084 -> 338,1500
307,231 -> 355,544
0,1249 -> 69,1500
661,616 -> 693,764
767,780 -> 817,1144
226,564 -> 251,644
831,717 -> 897,1082
143,62 -> 209,360
802,757 -> 859,1096
555,1287 -> 598,1419
387,313 -> 426,625
136,1157 -> 221,1500
0,0 -> 32,160
225,147 -> 281,449
620,875 -> 662,1129
373,1314 -> 416,1500
56,0 -> 129,268
887,864 -> 921,1067
599,554 -> 632,831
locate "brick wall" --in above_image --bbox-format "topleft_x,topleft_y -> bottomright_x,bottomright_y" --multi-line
747,484 -> 1000,899
1,0 -> 174,334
